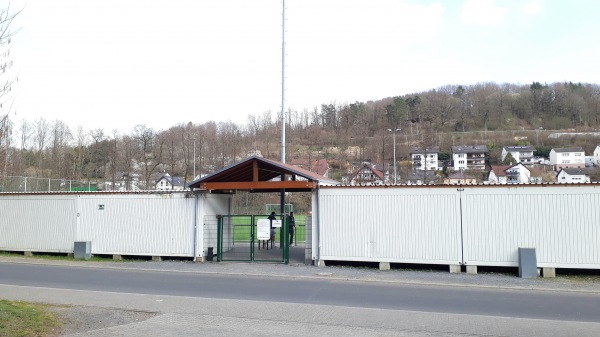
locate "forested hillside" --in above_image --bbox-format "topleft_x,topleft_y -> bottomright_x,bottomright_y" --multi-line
1,81 -> 600,188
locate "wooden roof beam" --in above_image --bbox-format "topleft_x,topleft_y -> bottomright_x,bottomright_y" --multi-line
199,181 -> 317,190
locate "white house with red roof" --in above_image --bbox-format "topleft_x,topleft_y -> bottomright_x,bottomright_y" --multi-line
348,163 -> 386,185
488,163 -> 531,184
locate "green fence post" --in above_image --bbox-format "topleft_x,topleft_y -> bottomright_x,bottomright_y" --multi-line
217,215 -> 222,262
250,215 -> 255,261
284,215 -> 289,264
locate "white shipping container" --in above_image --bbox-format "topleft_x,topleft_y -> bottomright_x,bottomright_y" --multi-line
0,194 -> 77,252
317,187 -> 462,264
77,193 -> 196,256
461,186 -> 600,268
0,191 -> 232,259
317,184 -> 600,269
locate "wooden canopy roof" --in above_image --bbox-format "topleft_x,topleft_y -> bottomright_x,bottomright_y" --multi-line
187,156 -> 339,192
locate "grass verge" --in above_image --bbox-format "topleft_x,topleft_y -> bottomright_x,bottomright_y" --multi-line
0,251 -> 113,262
0,300 -> 61,337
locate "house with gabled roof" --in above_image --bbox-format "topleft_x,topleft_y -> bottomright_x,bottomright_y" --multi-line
488,163 -> 531,184
501,146 -> 536,165
289,158 -> 330,178
488,165 -> 511,184
556,168 -> 590,183
155,173 -> 185,191
549,147 -> 585,170
310,159 -> 330,178
348,163 -> 386,185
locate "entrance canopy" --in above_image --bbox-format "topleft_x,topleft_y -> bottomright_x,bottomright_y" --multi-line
187,156 -> 339,192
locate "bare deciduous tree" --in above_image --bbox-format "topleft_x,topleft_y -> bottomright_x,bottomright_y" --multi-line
133,124 -> 163,189
72,126 -> 88,180
50,120 -> 72,178
33,117 -> 50,176
0,4 -> 21,181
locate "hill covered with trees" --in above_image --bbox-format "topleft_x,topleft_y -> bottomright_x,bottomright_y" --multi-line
1,81 -> 600,189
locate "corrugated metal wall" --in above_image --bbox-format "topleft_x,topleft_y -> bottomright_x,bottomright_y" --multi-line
0,192 -> 231,258
77,193 -> 195,256
462,186 -> 600,268
318,187 -> 462,264
0,195 -> 76,252
3,185 -> 598,268
318,185 -> 600,269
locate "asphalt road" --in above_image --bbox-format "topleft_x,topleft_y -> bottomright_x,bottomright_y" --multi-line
1,261 -> 599,323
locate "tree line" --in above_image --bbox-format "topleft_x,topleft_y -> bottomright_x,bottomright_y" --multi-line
1,80 -> 600,188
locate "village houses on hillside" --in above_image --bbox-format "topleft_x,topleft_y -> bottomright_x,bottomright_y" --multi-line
131,141 -> 600,190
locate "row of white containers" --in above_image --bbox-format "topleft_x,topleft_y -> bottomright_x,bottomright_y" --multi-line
315,184 -> 600,269
0,192 -> 231,258
1,185 -> 599,269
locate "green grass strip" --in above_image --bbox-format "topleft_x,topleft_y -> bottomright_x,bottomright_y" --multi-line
0,300 -> 61,337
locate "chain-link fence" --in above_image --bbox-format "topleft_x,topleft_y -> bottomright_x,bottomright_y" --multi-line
0,176 -> 97,192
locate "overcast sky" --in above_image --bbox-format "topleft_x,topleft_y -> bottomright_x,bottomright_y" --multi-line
7,0 -> 600,133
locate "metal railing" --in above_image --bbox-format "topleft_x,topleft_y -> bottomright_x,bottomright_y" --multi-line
0,176 -> 96,192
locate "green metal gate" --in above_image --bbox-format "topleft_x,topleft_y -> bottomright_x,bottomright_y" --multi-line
217,215 -> 289,263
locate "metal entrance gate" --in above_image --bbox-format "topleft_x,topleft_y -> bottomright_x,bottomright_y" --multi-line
217,215 -> 289,263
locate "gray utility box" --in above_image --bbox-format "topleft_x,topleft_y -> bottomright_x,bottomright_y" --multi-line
518,247 -> 537,278
74,241 -> 92,260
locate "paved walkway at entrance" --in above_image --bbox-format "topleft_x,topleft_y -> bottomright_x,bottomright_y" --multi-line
1,256 -> 600,336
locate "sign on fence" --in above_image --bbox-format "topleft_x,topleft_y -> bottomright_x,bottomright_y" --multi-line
257,219 -> 271,240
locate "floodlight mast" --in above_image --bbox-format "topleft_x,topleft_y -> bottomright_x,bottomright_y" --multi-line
280,1 -> 287,228
388,128 -> 401,184
281,0 -> 286,164
193,138 -> 196,179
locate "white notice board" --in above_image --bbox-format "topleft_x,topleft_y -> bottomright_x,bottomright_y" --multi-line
272,220 -> 282,228
257,219 -> 271,240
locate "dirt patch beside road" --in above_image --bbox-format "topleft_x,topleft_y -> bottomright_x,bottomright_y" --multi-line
48,305 -> 158,336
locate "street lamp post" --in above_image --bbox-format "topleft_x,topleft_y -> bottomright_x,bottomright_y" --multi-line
388,128 -> 401,184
